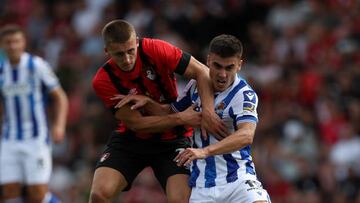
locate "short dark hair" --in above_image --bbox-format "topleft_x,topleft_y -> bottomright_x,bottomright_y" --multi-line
209,34 -> 243,58
102,19 -> 136,46
0,24 -> 25,40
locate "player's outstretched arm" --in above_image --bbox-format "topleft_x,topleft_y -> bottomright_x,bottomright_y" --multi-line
114,103 -> 201,133
111,94 -> 172,115
183,56 -> 228,138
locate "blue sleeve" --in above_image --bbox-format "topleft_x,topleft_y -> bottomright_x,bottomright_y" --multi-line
171,88 -> 192,112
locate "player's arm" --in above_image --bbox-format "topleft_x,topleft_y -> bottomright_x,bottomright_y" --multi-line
49,87 -> 68,143
112,94 -> 172,116
93,72 -> 199,133
37,57 -> 68,143
176,122 -> 256,166
114,103 -> 200,133
183,56 -> 228,137
203,122 -> 256,156
112,79 -> 196,116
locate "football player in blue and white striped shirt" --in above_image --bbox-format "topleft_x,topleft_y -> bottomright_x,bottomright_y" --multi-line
173,35 -> 271,203
0,25 -> 68,203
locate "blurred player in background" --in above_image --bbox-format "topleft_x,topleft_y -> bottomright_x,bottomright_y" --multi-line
89,19 -> 227,203
115,34 -> 271,203
0,25 -> 68,203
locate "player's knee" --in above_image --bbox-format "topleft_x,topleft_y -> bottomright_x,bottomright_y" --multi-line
89,188 -> 113,203
1,184 -> 22,199
27,193 -> 46,203
167,194 -> 189,203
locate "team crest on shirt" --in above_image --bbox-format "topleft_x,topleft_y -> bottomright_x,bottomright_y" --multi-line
215,101 -> 226,115
100,153 -> 110,162
145,69 -> 156,80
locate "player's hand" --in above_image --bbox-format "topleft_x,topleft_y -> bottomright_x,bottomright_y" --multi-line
201,110 -> 228,140
112,94 -> 150,110
174,148 -> 209,167
52,125 -> 65,144
178,105 -> 202,127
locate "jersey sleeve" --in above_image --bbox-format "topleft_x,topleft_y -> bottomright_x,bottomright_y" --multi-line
142,38 -> 191,75
231,88 -> 259,125
92,69 -> 121,110
170,80 -> 196,112
35,57 -> 60,92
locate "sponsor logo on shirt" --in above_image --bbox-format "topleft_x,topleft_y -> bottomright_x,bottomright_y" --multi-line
215,101 -> 225,115
2,84 -> 31,95
128,88 -> 137,95
146,69 -> 156,80
243,90 -> 256,103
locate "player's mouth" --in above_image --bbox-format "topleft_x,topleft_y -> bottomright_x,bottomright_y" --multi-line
121,63 -> 134,71
216,79 -> 227,86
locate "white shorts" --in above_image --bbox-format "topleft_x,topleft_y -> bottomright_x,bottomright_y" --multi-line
0,141 -> 52,185
190,179 -> 271,203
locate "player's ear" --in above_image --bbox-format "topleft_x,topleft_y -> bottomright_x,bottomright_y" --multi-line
104,47 -> 110,56
136,36 -> 139,47
238,59 -> 243,71
206,54 -> 210,66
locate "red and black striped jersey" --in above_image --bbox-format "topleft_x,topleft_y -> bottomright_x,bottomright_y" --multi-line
92,38 -> 192,140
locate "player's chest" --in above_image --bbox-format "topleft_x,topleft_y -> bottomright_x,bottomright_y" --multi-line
0,69 -> 38,96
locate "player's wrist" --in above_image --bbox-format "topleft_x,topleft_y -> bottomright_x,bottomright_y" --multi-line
203,147 -> 211,158
171,113 -> 184,126
202,107 -> 214,116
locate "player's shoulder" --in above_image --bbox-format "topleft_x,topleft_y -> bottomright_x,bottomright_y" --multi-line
236,77 -> 258,100
141,38 -> 177,54
92,62 -> 111,88
27,53 -> 51,69
141,37 -> 172,47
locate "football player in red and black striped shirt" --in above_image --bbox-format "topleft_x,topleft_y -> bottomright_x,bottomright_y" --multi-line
89,20 -> 227,203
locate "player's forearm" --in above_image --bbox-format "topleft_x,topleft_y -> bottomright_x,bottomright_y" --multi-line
144,99 -> 172,116
126,113 -> 184,133
183,57 -> 215,113
51,88 -> 69,129
204,126 -> 254,157
194,66 -> 215,113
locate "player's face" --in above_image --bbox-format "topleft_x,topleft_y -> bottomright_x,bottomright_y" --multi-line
105,34 -> 138,72
207,53 -> 242,92
1,32 -> 26,63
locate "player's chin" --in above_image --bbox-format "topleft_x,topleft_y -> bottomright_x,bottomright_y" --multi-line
214,84 -> 227,92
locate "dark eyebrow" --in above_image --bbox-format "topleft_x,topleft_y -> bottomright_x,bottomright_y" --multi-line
113,48 -> 135,55
213,61 -> 235,69
225,64 -> 235,69
213,61 -> 223,68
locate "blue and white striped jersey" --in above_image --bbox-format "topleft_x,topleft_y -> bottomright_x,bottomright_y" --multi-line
0,52 -> 60,144
171,75 -> 259,188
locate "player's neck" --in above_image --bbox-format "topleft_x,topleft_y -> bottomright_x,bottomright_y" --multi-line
9,57 -> 21,66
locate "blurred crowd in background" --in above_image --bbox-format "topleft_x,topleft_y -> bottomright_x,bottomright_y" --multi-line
0,0 -> 360,202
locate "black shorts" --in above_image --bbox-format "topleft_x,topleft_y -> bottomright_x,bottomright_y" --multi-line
96,132 -> 191,191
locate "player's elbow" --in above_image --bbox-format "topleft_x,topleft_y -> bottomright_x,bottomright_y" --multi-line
242,133 -> 254,146
126,121 -> 150,133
